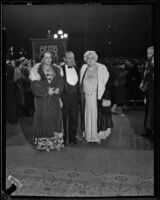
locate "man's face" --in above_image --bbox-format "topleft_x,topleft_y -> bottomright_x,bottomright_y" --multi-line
43,52 -> 52,65
147,48 -> 154,60
64,53 -> 75,66
151,56 -> 154,66
10,60 -> 15,68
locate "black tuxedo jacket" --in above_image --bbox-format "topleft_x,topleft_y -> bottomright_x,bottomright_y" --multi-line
60,64 -> 79,105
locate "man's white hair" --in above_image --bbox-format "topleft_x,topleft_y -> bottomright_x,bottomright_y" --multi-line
65,51 -> 74,57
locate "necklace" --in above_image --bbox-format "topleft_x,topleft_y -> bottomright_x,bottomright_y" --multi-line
88,67 -> 94,71
88,64 -> 97,70
43,65 -> 52,73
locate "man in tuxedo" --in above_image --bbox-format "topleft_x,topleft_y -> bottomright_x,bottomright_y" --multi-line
60,51 -> 79,144
140,46 -> 154,138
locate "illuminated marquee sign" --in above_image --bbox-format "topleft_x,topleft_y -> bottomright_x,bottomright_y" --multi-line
30,38 -> 67,64
39,45 -> 59,60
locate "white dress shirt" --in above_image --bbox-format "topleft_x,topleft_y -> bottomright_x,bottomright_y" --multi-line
65,64 -> 78,86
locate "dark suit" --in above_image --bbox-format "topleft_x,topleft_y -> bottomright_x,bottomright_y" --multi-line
61,64 -> 79,143
6,64 -> 18,124
142,61 -> 154,133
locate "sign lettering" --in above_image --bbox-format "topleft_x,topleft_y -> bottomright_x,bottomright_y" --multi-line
40,45 -> 59,60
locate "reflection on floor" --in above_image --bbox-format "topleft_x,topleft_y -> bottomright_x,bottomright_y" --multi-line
6,107 -> 154,196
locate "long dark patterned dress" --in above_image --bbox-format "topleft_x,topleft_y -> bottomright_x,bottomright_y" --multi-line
31,64 -> 64,151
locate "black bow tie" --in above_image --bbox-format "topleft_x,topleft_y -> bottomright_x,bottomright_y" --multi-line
68,65 -> 73,69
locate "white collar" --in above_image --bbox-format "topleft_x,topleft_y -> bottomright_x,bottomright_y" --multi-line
65,64 -> 74,68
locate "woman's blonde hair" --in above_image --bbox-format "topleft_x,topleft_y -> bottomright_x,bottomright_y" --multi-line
83,50 -> 98,62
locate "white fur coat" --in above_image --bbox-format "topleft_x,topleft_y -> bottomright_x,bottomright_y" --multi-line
29,63 -> 41,81
29,63 -> 63,81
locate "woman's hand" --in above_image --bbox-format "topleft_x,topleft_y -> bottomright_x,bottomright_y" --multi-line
102,99 -> 111,107
48,87 -> 55,95
48,87 -> 60,95
53,88 -> 60,94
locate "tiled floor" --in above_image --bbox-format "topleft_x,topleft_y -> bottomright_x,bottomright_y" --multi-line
5,108 -> 154,196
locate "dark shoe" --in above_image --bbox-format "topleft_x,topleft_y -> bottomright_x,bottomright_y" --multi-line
122,107 -> 129,112
81,139 -> 87,144
69,139 -> 78,144
141,130 -> 152,137
63,138 -> 67,145
29,109 -> 34,116
111,111 -> 118,115
150,134 -> 154,141
141,133 -> 150,137
63,141 -> 67,145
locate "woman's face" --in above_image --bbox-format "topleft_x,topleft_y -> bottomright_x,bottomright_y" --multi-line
43,52 -> 52,65
86,54 -> 96,66
10,60 -> 16,68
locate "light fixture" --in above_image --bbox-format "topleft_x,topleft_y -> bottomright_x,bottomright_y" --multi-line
52,30 -> 68,39
58,30 -> 63,35
48,29 -> 51,35
53,34 -> 58,39
63,33 -> 68,38
27,2 -> 32,6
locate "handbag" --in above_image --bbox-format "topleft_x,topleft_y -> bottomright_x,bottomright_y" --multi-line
97,99 -> 113,132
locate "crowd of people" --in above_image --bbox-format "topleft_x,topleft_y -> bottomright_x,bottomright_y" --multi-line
103,57 -> 145,113
5,46 -> 154,151
6,57 -> 34,124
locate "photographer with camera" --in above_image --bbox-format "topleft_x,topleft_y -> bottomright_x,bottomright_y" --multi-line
14,57 -> 34,116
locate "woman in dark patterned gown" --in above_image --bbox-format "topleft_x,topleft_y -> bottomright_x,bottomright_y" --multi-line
29,51 -> 64,151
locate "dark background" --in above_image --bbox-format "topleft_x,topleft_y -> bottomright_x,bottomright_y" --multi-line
2,5 -> 153,60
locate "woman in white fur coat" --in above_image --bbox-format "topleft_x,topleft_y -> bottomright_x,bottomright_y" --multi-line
80,51 -> 113,144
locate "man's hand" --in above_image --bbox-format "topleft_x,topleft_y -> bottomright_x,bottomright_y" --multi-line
59,98 -> 63,108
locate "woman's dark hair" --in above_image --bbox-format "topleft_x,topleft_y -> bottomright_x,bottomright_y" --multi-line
39,51 -> 53,61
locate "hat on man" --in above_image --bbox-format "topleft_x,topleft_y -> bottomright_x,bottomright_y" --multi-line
6,59 -> 10,64
18,57 -> 26,62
